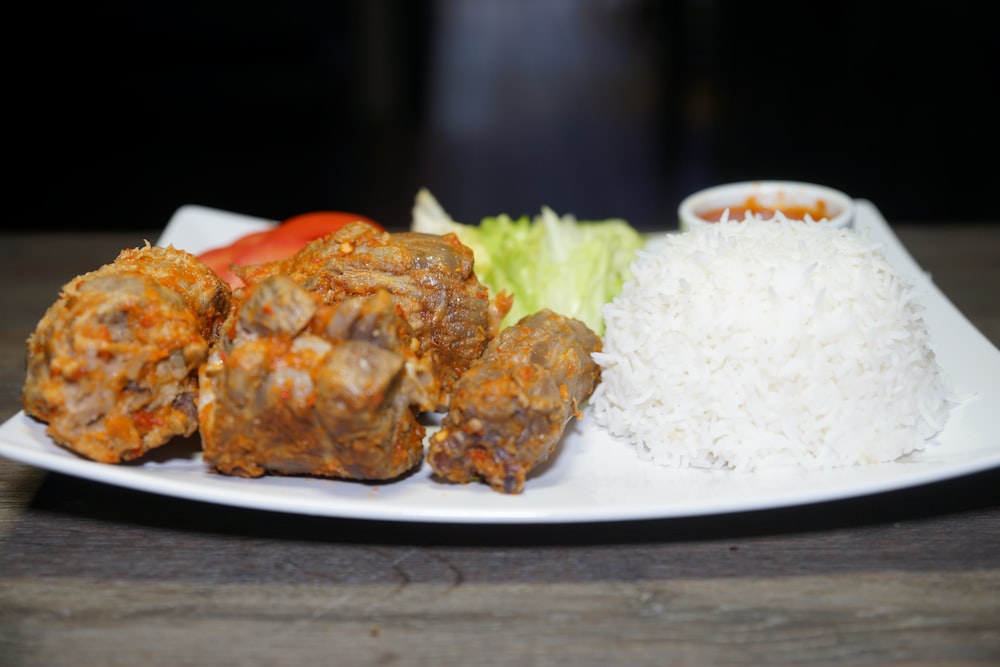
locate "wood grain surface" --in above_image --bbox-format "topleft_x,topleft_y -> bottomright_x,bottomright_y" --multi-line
1,224 -> 998,666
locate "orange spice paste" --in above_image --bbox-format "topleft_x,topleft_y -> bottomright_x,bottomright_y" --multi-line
698,196 -> 831,222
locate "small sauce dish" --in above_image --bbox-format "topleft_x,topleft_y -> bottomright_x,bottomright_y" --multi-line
678,180 -> 855,232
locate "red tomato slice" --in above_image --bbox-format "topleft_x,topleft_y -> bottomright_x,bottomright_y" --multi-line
231,236 -> 317,267
196,211 -> 383,289
196,230 -> 272,288
196,246 -> 242,288
271,211 -> 382,243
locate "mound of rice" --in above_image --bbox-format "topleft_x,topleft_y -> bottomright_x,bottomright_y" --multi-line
590,219 -> 954,471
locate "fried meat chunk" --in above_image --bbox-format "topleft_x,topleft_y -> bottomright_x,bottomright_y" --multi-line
199,276 -> 438,480
237,222 -> 511,410
427,309 -> 602,494
22,244 -> 231,462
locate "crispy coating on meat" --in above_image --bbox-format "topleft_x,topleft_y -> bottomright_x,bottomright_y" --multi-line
22,244 -> 231,462
237,222 -> 511,410
199,276 -> 438,480
110,244 -> 232,339
427,309 -> 602,494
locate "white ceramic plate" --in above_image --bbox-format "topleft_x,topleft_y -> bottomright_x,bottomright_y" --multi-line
2,201 -> 998,523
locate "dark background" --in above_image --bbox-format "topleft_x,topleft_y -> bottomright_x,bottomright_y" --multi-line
9,0 -> 999,232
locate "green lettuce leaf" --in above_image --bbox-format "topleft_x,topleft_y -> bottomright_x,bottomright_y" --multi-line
411,188 -> 645,335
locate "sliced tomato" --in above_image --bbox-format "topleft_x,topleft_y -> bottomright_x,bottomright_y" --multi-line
196,245 -> 243,289
230,236 -> 318,267
197,211 -> 383,289
270,211 -> 381,243
196,230 -> 272,288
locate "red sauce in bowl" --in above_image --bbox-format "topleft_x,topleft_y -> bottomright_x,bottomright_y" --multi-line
698,196 -> 832,223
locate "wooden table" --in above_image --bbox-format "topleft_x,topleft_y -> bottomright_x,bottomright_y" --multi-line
1,224 -> 998,666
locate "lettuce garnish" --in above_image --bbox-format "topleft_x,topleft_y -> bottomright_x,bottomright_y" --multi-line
411,188 -> 645,335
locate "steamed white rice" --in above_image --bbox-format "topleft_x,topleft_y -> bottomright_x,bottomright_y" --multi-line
590,219 -> 954,471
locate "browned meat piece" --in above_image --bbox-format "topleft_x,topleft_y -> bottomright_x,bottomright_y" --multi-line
199,276 -> 438,480
237,222 -> 511,410
427,309 -> 602,494
22,243 -> 231,462
110,244 -> 232,339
